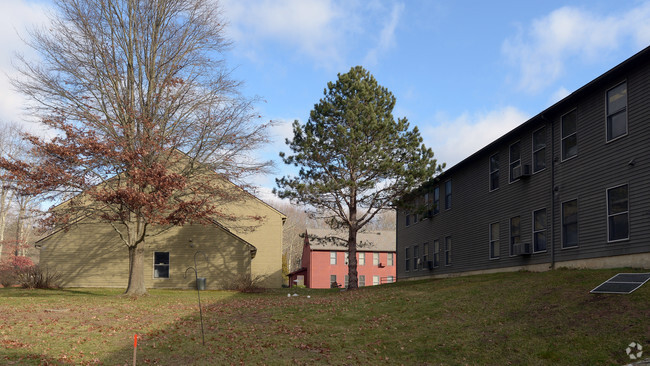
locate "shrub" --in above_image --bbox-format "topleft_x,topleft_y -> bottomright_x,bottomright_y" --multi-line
0,256 -> 34,288
224,274 -> 266,293
16,265 -> 62,289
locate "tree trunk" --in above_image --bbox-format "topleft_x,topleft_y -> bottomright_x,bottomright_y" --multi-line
125,243 -> 147,296
347,201 -> 359,289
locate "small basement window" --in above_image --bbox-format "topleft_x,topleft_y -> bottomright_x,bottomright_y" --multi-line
154,252 -> 170,278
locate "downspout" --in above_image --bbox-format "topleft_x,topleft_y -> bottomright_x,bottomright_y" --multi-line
541,114 -> 556,269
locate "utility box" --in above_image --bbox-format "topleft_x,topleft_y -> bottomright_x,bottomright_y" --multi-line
196,277 -> 206,290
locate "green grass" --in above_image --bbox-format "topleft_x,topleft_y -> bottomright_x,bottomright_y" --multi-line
1,268 -> 648,365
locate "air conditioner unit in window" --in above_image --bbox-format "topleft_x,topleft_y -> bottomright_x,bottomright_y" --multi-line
513,165 -> 532,180
513,243 -> 532,256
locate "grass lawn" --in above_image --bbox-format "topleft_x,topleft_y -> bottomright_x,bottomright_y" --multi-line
1,268 -> 649,365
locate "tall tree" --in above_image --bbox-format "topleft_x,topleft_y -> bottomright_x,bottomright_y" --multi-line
276,66 -> 442,289
1,0 -> 271,296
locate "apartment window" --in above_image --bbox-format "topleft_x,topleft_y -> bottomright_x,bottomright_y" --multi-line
489,153 -> 499,191
444,180 -> 452,210
344,252 -> 349,265
433,240 -> 440,267
510,216 -> 521,256
358,252 -> 365,266
532,127 -> 546,173
405,247 -> 410,272
423,243 -> 429,268
405,212 -> 411,227
607,82 -> 627,141
330,275 -> 337,286
344,275 -> 349,288
509,141 -> 521,182
444,237 -> 451,265
359,275 -> 366,287
373,275 -> 380,286
433,186 -> 440,214
386,276 -> 394,283
561,110 -> 577,160
330,251 -> 337,265
373,252 -> 379,266
413,245 -> 420,270
562,199 -> 578,248
607,184 -> 629,242
489,223 -> 500,259
387,253 -> 393,266
153,252 -> 170,278
533,209 -> 547,252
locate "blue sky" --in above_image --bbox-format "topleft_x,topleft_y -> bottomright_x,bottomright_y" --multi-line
3,0 -> 650,202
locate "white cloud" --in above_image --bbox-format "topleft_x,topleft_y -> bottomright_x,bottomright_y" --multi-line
549,86 -> 571,105
363,2 -> 404,66
0,1 -> 50,129
502,3 -> 650,93
221,0 -> 404,69
422,106 -> 529,167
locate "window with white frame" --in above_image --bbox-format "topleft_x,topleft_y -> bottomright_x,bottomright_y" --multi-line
387,253 -> 393,266
433,240 -> 440,267
344,252 -> 349,265
386,276 -> 394,283
489,223 -> 499,259
433,186 -> 440,214
359,275 -> 365,287
489,153 -> 499,191
423,243 -> 429,268
153,252 -> 170,278
533,209 -> 547,252
562,110 -> 577,160
358,252 -> 365,265
510,216 -> 520,255
607,184 -> 629,242
509,141 -> 521,182
445,180 -> 452,209
413,245 -> 420,270
373,275 -> 380,286
532,127 -> 546,173
562,199 -> 578,248
330,251 -> 337,265
330,274 -> 337,286
373,252 -> 379,266
344,275 -> 349,288
607,82 -> 627,141
444,237 -> 451,265
405,247 -> 410,272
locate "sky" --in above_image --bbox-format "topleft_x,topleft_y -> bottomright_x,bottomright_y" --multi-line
2,0 -> 650,204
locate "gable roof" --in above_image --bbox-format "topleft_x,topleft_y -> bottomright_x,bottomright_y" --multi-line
305,228 -> 395,252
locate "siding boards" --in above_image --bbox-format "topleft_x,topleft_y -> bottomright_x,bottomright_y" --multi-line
398,47 -> 650,279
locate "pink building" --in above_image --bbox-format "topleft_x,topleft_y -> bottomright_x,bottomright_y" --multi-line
289,228 -> 396,289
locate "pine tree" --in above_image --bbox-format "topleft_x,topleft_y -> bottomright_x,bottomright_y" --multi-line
276,66 -> 443,289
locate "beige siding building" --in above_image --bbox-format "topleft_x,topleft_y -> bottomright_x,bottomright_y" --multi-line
37,188 -> 285,290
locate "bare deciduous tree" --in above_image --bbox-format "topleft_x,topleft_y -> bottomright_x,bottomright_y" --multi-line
2,0 -> 272,296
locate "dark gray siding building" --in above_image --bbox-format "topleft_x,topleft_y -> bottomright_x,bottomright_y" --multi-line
397,46 -> 650,280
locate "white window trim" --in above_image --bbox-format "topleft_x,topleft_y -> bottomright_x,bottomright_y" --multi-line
532,208 -> 548,253
508,140 -> 521,184
509,216 -> 521,257
532,127 -> 547,174
444,180 -> 452,210
432,240 -> 440,268
489,152 -> 499,192
444,236 -> 452,266
561,198 -> 579,249
605,80 -> 628,144
606,184 -> 630,243
330,251 -> 337,265
489,222 -> 500,260
153,251 -> 170,279
561,109 -> 578,162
